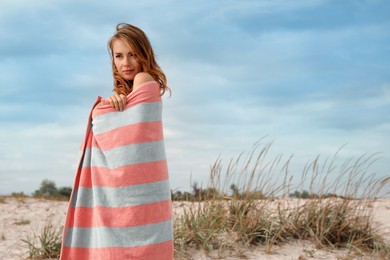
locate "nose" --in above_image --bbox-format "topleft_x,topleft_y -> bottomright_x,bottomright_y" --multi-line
123,56 -> 130,66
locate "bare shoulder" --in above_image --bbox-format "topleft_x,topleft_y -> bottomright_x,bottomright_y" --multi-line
133,72 -> 156,90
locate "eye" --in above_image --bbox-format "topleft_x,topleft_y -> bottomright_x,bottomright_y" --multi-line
115,54 -> 122,58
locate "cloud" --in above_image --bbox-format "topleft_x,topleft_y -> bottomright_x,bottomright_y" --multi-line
0,122 -> 83,192
0,0 -> 389,195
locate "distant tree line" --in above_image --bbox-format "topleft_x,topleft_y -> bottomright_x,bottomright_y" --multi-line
171,183 -> 342,201
33,179 -> 72,200
288,190 -> 342,199
25,180 -> 342,202
171,182 -> 266,201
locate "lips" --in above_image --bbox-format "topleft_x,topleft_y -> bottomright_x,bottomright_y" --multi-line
123,69 -> 133,74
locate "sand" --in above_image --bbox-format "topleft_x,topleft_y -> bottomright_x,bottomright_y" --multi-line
0,197 -> 389,260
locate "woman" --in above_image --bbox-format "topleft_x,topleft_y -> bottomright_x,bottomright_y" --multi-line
60,23 -> 173,260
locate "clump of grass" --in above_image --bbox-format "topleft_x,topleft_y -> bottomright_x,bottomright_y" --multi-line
175,200 -> 228,251
286,199 -> 374,247
10,192 -> 28,199
174,140 -> 390,258
175,141 -> 291,256
0,196 -> 6,204
22,220 -> 62,259
14,219 -> 31,225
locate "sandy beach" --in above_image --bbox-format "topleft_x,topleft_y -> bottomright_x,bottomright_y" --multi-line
0,197 -> 389,259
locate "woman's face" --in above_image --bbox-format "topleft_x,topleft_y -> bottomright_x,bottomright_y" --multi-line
112,39 -> 142,81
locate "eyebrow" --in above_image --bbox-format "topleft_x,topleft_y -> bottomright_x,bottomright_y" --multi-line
114,51 -> 134,55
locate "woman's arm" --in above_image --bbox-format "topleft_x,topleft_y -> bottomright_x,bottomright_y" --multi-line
106,72 -> 155,111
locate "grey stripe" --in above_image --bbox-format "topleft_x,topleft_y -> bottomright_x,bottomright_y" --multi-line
71,179 -> 171,208
82,140 -> 166,169
65,219 -> 173,248
92,102 -> 162,135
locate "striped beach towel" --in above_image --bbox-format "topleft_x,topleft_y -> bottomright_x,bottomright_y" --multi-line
60,81 -> 173,259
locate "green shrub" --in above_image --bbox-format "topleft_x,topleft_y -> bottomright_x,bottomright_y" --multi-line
33,179 -> 72,200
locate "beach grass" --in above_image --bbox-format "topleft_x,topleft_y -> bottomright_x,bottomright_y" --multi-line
22,220 -> 62,259
173,141 -> 390,259
21,140 -> 390,259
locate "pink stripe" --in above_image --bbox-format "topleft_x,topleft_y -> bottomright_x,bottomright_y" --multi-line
79,160 -> 168,187
88,121 -> 163,151
60,240 -> 173,260
93,81 -> 161,117
67,200 -> 172,228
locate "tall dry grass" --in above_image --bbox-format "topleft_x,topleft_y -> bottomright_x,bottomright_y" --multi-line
174,140 -> 390,259
21,140 -> 389,259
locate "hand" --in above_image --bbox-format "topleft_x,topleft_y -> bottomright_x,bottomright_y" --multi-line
107,94 -> 127,111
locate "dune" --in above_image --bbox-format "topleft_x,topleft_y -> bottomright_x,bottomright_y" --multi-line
0,197 -> 389,259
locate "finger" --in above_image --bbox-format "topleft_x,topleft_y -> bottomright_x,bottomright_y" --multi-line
107,95 -> 120,111
107,96 -> 115,110
113,95 -> 121,111
119,94 -> 126,111
106,96 -> 113,107
114,94 -> 124,111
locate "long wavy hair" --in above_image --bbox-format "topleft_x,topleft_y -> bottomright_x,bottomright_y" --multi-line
108,23 -> 170,96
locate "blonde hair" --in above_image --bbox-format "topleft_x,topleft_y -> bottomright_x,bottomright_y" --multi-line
108,23 -> 170,96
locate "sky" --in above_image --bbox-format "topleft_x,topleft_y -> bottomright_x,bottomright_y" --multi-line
0,0 -> 389,197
